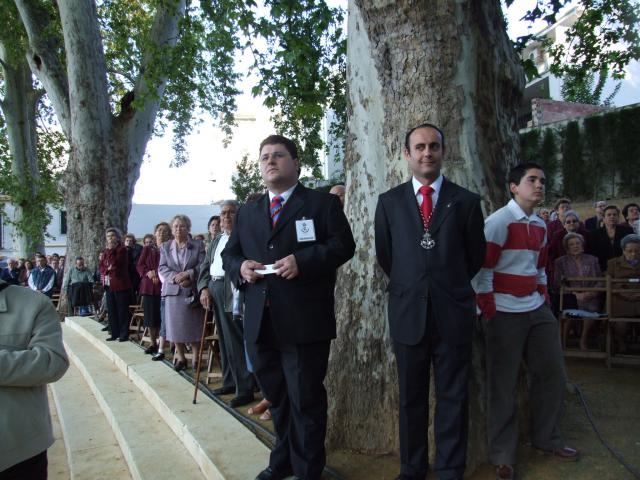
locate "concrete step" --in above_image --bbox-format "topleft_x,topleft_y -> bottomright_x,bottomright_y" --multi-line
61,325 -> 205,480
48,387 -> 71,480
63,316 -> 270,480
50,363 -> 131,479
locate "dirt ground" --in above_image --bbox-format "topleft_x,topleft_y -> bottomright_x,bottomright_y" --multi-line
327,358 -> 640,480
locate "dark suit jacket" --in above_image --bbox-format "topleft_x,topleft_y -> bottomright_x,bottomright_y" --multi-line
197,233 -> 234,312
375,178 -> 486,346
222,184 -> 356,345
586,225 -> 634,272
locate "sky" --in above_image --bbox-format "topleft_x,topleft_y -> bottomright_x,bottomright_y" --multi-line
131,1 -> 639,206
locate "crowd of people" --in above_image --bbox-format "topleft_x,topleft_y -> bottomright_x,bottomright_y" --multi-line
3,127 -> 640,480
537,198 -> 640,352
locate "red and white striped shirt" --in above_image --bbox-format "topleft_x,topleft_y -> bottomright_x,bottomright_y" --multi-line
473,199 -> 548,314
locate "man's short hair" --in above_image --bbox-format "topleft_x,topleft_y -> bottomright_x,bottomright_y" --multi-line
404,123 -> 445,150
221,199 -> 240,210
105,227 -> 123,240
124,233 -> 136,242
554,198 -> 571,210
51,253 -> 60,259
75,256 -> 84,261
154,221 -> 171,233
622,203 -> 639,221
603,204 -> 620,215
259,135 -> 298,160
507,162 -> 545,188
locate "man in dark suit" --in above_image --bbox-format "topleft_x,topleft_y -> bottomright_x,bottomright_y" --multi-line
222,134 -> 355,480
198,200 -> 254,407
375,123 -> 486,480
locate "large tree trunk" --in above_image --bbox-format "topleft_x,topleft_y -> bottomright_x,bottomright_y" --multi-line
326,0 -> 523,473
15,0 -> 185,272
0,42 -> 45,257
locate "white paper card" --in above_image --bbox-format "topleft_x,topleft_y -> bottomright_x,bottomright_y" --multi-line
255,264 -> 277,275
295,219 -> 316,242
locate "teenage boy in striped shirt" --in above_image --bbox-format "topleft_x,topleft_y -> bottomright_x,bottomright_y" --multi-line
473,163 -> 579,480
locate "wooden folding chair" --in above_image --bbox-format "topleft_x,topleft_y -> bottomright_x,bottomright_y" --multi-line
607,276 -> 640,368
558,276 -> 608,362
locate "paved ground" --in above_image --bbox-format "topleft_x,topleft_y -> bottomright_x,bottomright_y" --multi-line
49,325 -> 639,480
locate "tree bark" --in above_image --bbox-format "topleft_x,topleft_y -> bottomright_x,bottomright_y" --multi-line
326,0 -> 523,473
0,41 -> 45,257
14,0 -> 185,270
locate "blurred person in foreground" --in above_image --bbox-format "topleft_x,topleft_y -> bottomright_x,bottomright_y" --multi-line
0,277 -> 69,479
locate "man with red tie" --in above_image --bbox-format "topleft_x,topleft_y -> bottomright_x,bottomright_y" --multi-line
222,135 -> 355,480
375,123 -> 486,480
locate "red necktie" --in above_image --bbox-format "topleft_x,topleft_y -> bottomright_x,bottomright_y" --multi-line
270,195 -> 284,228
419,185 -> 434,228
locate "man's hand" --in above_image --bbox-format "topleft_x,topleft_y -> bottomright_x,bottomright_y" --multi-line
146,270 -> 156,279
200,288 -> 212,310
274,254 -> 299,280
241,260 -> 265,284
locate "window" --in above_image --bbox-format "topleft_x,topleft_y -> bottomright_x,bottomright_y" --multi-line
0,213 -> 3,249
60,210 -> 67,235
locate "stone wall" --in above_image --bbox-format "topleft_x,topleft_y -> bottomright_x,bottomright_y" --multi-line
530,98 -> 609,127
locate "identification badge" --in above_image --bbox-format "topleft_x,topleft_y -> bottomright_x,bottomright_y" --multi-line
295,218 -> 316,242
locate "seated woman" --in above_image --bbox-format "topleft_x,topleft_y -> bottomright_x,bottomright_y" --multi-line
554,233 -> 603,350
548,210 -> 588,285
607,234 -> 640,353
62,256 -> 95,315
158,215 -> 206,371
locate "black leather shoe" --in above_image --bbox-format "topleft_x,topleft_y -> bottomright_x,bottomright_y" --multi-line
255,466 -> 294,480
101,326 -> 109,331
229,394 -> 254,408
174,360 -> 187,372
151,352 -> 165,361
106,337 -> 117,341
212,386 -> 235,395
118,337 -> 129,342
144,345 -> 158,354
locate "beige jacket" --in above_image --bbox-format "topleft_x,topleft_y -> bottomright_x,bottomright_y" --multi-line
0,279 -> 69,471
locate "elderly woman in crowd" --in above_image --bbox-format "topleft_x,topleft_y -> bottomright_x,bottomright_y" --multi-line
548,210 -> 588,282
138,223 -> 171,356
587,205 -> 634,272
158,215 -> 205,371
554,233 -> 603,350
100,227 -> 132,341
607,234 -> 640,353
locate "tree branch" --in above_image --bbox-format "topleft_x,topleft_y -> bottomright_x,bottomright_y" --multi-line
13,0 -> 71,139
124,0 -> 186,169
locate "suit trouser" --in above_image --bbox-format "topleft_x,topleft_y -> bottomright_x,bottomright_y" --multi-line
484,303 -> 566,465
0,450 -> 47,480
209,279 -> 233,388
246,309 -> 330,480
105,288 -> 131,339
209,279 -> 253,395
394,319 -> 471,480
